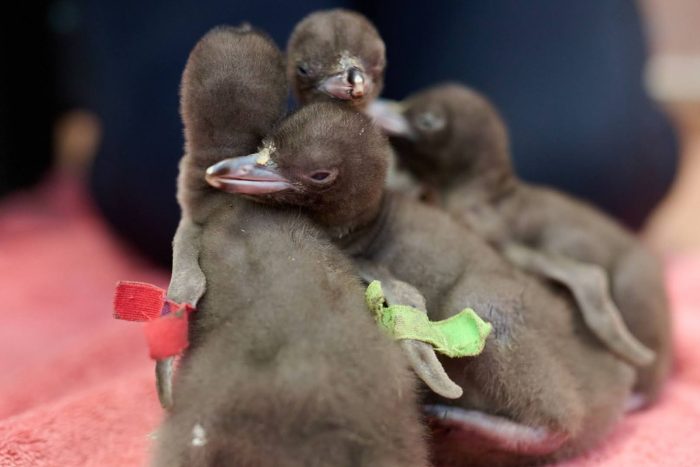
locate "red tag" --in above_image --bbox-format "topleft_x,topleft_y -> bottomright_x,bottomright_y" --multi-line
144,310 -> 190,360
113,281 -> 195,359
114,281 -> 167,321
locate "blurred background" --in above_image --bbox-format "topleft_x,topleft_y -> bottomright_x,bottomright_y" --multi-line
2,0 -> 699,267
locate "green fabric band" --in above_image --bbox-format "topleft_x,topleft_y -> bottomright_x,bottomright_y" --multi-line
365,280 -> 492,358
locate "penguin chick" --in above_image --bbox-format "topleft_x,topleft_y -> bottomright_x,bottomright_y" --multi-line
287,9 -> 385,109
153,27 -> 429,467
287,9 -> 421,196
207,102 -> 636,465
369,83 -> 672,404
186,21 -> 458,400
156,23 -> 290,408
153,210 -> 429,467
169,22 -> 289,304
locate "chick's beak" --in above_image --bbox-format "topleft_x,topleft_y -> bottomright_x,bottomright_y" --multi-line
205,153 -> 292,195
347,67 -> 365,97
319,66 -> 368,100
366,99 -> 416,139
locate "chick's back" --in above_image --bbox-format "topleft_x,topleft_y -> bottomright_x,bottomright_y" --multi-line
153,203 -> 428,467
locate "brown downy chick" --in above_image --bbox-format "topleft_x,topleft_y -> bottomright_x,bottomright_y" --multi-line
155,213 -> 430,467
153,27 -> 429,467
207,102 -> 636,465
287,9 -> 385,109
177,25 -> 288,222
158,23 -> 290,407
286,9 -> 422,196
369,83 -> 672,405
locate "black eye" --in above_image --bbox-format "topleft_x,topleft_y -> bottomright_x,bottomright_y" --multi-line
414,112 -> 446,132
310,170 -> 331,181
305,169 -> 338,185
297,64 -> 309,76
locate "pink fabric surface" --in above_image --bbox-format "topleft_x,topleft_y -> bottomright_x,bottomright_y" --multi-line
1,176 -> 698,466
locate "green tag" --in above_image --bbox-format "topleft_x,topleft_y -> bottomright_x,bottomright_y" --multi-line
365,280 -> 492,358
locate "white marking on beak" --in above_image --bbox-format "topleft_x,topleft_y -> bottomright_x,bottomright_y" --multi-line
256,148 -> 270,166
255,142 -> 277,166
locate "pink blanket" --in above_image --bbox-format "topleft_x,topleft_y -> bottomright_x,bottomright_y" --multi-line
1,176 -> 699,466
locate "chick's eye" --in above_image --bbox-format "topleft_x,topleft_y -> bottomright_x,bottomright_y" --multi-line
415,112 -> 446,132
310,170 -> 331,181
305,168 -> 338,185
296,64 -> 309,76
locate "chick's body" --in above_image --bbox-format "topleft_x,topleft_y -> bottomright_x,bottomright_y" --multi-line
155,202 -> 427,467
354,193 -> 635,465
213,102 -> 636,465
152,26 -> 428,467
392,84 -> 670,402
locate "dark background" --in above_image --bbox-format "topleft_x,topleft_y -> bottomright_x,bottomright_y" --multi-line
0,0 -> 677,265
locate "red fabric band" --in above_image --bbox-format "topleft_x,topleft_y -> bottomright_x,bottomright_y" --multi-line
113,281 -> 167,321
113,281 -> 195,359
144,310 -> 190,360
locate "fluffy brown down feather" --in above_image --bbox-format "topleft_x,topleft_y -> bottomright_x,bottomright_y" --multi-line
387,83 -> 671,402
152,26 -> 428,467
287,9 -> 385,109
241,102 -> 636,466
